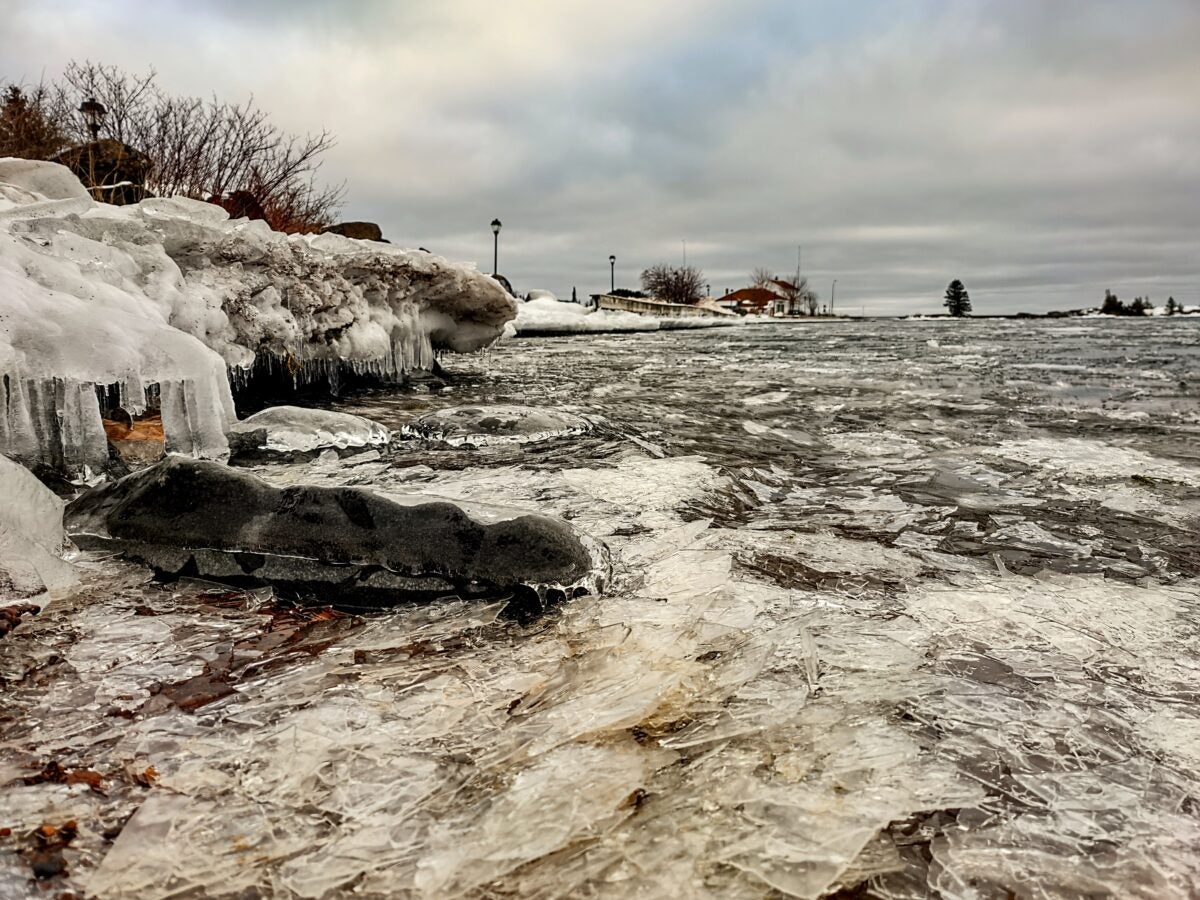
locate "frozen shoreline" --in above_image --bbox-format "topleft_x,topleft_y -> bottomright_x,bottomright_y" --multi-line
0,159 -> 515,473
4,319 -> 1200,897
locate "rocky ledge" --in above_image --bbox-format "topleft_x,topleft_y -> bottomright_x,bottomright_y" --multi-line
65,457 -> 599,609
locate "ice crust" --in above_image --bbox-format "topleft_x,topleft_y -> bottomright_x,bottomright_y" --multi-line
10,449 -> 1200,897
401,404 -> 592,447
0,159 -> 515,471
229,406 -> 390,454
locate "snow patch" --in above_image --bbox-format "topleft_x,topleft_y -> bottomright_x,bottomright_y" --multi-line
513,295 -> 661,335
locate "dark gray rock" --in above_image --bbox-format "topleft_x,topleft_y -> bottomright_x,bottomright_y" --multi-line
49,139 -> 153,205
65,457 -> 598,607
208,190 -> 268,223
320,221 -> 385,242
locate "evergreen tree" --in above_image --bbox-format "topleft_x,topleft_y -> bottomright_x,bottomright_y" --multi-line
0,85 -> 65,159
943,279 -> 971,317
1166,297 -> 1178,315
1129,296 -> 1153,316
1101,290 -> 1125,315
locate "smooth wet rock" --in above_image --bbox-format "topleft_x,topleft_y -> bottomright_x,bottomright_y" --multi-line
402,405 -> 591,447
228,406 -> 390,462
65,457 -> 596,606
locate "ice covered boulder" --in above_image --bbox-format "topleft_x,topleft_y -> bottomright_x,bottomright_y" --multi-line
228,406 -> 389,461
0,454 -> 76,600
402,404 -> 592,446
0,158 -> 517,474
65,457 -> 599,607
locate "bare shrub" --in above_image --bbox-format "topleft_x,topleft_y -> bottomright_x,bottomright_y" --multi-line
1,62 -> 342,232
640,264 -> 706,305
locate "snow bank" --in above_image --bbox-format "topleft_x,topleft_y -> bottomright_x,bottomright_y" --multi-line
510,293 -> 739,336
0,453 -> 75,600
512,294 -> 659,335
0,160 -> 516,472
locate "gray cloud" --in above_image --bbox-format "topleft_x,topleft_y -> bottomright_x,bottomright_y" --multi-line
3,0 -> 1197,313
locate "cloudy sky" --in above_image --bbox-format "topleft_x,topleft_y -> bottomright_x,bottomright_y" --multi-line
3,0 -> 1198,313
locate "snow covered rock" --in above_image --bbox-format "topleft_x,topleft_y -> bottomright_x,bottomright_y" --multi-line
228,406 -> 389,461
0,159 -> 517,474
0,158 -> 91,204
0,454 -> 76,600
65,457 -> 598,607
403,404 -> 592,446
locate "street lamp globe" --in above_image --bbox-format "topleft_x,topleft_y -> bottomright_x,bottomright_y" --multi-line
490,218 -> 502,275
79,96 -> 107,141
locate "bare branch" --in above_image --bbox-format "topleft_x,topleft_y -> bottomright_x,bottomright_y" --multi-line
1,62 -> 341,232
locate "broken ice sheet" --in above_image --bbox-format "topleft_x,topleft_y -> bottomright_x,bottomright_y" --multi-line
411,742 -> 672,896
7,318 -> 1200,898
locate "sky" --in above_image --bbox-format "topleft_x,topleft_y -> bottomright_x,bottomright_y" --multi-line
2,0 -> 1198,314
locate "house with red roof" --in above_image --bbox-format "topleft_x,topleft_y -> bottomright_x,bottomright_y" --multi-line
718,279 -> 811,316
717,287 -> 776,315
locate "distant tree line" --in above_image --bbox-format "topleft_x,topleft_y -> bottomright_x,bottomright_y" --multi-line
1100,290 -> 1156,316
0,62 -> 342,232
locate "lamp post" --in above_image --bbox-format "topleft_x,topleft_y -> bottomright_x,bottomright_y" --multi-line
79,96 -> 106,141
490,218 -> 502,275
608,254 -> 615,293
831,279 -> 837,315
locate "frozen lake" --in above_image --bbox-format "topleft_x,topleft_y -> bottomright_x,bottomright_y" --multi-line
4,318 -> 1200,898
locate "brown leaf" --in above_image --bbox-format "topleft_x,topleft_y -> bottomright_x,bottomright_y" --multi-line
64,769 -> 105,792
